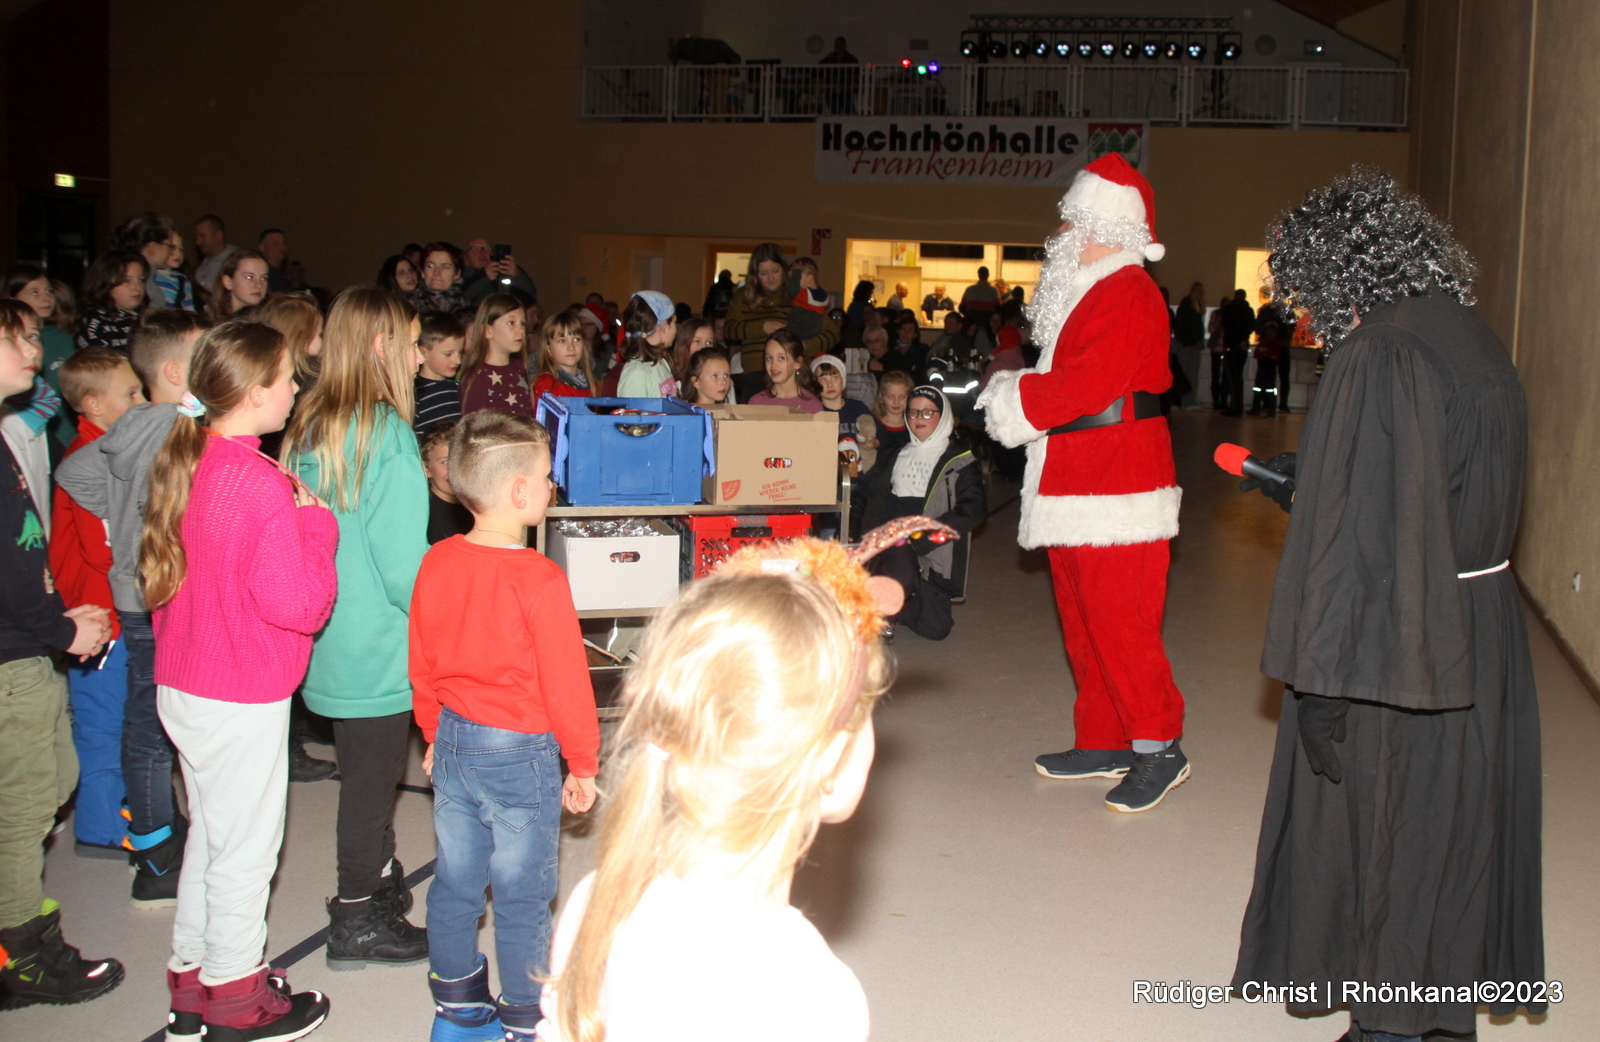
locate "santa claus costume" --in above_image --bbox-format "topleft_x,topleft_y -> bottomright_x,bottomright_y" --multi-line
976,153 -> 1188,812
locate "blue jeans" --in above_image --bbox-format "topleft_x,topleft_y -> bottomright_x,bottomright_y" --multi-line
427,708 -> 561,1006
120,611 -> 176,835
67,640 -> 128,846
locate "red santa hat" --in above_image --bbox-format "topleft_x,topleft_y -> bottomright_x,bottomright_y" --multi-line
1058,153 -> 1164,263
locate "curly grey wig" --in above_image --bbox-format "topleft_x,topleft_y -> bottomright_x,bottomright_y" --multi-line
1267,167 -> 1476,348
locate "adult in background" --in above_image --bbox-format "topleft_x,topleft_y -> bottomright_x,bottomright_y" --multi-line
377,254 -> 420,297
459,238 -> 536,306
959,266 -> 999,314
703,269 -> 736,317
723,242 -> 838,400
413,242 -> 469,314
1218,288 -> 1255,416
1255,284 -> 1293,413
257,228 -> 292,293
1232,169 -> 1543,1042
1172,282 -> 1205,408
885,281 -> 910,313
852,385 -> 984,640
192,214 -> 240,293
922,283 -> 954,323
977,154 -> 1187,813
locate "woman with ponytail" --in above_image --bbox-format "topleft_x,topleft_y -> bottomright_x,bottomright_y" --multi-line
539,537 -> 898,1042
282,287 -> 432,968
140,320 -> 337,1041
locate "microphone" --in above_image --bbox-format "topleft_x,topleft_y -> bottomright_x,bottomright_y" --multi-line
1214,443 -> 1293,487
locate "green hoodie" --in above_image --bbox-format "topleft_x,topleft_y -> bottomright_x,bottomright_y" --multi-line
293,404 -> 428,718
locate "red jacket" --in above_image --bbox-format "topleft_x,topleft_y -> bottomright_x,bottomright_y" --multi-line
408,536 -> 600,776
981,258 -> 1180,549
49,418 -> 120,639
532,372 -> 594,399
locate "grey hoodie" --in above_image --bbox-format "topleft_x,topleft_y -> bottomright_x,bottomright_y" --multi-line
54,402 -> 179,614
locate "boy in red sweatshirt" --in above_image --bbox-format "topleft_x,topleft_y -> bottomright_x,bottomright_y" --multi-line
49,347 -> 145,857
409,410 -> 599,1042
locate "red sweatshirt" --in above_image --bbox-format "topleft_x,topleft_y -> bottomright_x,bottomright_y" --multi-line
49,417 -> 119,639
408,536 -> 600,776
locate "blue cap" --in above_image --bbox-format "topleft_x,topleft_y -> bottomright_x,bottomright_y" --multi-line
631,290 -> 675,325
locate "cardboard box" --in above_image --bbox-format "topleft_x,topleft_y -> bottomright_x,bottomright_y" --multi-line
546,518 -> 682,612
703,405 -> 839,506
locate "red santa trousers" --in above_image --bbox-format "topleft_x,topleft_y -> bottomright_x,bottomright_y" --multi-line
1048,540 -> 1185,748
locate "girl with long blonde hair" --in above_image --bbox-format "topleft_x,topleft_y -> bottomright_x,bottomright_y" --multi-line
458,293 -> 531,417
539,537 -> 896,1042
138,320 -> 337,1040
254,293 -> 324,385
531,307 -> 598,399
282,287 -> 432,967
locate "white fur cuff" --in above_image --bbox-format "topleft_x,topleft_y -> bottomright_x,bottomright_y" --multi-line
979,369 -> 1047,448
1018,486 -> 1183,549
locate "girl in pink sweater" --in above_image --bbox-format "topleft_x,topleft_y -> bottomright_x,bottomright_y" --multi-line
140,320 -> 339,1042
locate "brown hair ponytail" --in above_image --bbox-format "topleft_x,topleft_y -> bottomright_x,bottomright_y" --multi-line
139,320 -> 288,607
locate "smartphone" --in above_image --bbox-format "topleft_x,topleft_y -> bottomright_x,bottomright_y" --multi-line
492,244 -> 512,263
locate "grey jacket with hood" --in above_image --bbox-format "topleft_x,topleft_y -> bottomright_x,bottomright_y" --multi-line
54,402 -> 180,614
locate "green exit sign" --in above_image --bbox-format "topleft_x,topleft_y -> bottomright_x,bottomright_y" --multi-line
54,173 -> 75,188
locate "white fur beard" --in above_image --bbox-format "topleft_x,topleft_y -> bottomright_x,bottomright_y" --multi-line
1024,227 -> 1085,357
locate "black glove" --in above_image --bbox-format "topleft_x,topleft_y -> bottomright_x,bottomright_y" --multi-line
1295,691 -> 1350,783
1240,451 -> 1297,513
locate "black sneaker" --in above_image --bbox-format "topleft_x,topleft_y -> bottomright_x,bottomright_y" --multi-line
130,827 -> 185,909
325,895 -> 428,971
289,740 -> 338,783
1034,748 -> 1133,779
1104,742 -> 1190,812
0,903 -> 125,1010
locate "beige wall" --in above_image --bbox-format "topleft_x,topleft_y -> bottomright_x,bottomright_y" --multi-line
1412,0 -> 1600,678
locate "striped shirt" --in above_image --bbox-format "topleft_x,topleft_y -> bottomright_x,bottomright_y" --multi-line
414,376 -> 462,435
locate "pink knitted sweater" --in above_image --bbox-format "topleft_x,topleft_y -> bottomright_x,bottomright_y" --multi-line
153,433 -> 339,704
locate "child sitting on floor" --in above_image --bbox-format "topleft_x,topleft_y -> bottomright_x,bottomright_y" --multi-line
537,536 -> 894,1042
409,410 -> 599,1042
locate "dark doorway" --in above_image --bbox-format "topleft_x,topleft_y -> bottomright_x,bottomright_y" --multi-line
15,192 -> 96,290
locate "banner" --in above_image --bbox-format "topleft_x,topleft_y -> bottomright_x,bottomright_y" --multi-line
815,118 -> 1146,186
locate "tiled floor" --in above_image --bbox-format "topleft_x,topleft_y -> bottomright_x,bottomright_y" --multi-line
13,409 -> 1596,1041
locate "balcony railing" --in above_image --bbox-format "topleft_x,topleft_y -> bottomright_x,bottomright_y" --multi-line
580,63 -> 1408,130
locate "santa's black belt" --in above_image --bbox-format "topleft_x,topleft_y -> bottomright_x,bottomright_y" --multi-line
1045,391 -> 1162,436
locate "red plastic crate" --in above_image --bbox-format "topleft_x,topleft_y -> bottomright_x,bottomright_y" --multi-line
678,514 -> 813,579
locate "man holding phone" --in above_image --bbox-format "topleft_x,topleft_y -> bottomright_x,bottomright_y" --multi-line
461,237 -> 537,305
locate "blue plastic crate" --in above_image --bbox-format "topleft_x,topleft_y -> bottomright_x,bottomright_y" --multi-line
537,395 -> 714,506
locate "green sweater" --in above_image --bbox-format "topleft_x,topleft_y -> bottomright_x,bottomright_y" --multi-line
292,405 -> 428,719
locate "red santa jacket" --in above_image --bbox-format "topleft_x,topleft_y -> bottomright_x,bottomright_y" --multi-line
980,255 -> 1180,548
49,416 -> 121,638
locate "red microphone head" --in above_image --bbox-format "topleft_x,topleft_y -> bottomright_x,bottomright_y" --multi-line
1214,442 -> 1252,477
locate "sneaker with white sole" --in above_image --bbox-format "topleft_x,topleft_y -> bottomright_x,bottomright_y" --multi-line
1104,742 -> 1190,812
1034,748 -> 1133,780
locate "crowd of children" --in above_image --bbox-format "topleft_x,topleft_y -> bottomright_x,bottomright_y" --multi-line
0,226 -> 947,1040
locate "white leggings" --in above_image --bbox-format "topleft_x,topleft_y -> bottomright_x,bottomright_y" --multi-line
158,687 -> 290,978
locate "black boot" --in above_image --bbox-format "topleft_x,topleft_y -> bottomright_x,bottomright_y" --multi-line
289,738 -> 338,783
130,823 -> 186,909
0,903 -> 125,1010
325,895 -> 428,971
375,857 -> 413,917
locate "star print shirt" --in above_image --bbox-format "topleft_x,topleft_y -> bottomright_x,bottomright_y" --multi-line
0,438 -> 76,665
460,362 -> 535,419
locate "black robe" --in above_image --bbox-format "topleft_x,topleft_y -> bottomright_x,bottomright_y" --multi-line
1232,294 -> 1544,1037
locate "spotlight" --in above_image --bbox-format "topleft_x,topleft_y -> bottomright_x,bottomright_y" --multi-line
1121,40 -> 1138,60
916,63 -> 927,75
1186,41 -> 1206,60
1099,40 -> 1116,58
1078,41 -> 1095,58
901,58 -> 912,69
1033,38 -> 1050,58
988,39 -> 1007,59
1164,40 -> 1181,59
1304,39 -> 1326,56
1221,41 -> 1242,60
927,60 -> 940,73
961,38 -> 977,58
1142,40 -> 1160,59
1012,39 -> 1028,59
1055,40 -> 1071,58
